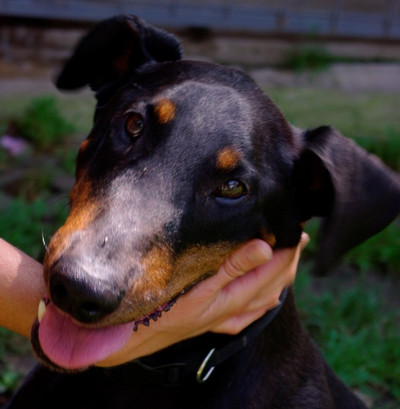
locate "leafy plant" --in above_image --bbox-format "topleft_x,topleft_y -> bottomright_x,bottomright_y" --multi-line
283,43 -> 399,74
283,45 -> 335,72
0,329 -> 24,395
0,147 -> 8,170
16,96 -> 75,151
4,168 -> 54,202
0,368 -> 20,395
59,147 -> 78,175
0,198 -> 68,260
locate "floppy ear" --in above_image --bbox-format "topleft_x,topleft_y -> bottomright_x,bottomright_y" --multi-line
56,14 -> 182,92
294,126 -> 400,274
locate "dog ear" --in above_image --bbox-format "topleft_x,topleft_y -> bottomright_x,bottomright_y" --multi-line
55,15 -> 182,92
293,126 -> 400,274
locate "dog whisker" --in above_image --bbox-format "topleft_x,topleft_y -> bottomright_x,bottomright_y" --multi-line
41,230 -> 49,252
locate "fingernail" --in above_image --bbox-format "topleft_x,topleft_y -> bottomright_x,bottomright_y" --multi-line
247,241 -> 272,264
300,233 -> 310,250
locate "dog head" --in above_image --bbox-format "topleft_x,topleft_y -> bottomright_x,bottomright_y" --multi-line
32,15 -> 400,371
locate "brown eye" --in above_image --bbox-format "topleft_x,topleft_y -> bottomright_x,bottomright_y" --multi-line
126,113 -> 144,139
213,180 -> 247,201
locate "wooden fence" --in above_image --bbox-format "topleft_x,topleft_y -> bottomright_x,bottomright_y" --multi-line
0,0 -> 399,39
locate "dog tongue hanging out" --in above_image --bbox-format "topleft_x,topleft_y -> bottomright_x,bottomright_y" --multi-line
35,295 -> 177,369
35,298 -> 132,369
8,14 -> 400,409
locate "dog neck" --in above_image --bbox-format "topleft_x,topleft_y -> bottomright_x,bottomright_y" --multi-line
130,287 -> 289,386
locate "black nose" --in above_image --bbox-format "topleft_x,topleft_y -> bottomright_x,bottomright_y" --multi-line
49,257 -> 124,324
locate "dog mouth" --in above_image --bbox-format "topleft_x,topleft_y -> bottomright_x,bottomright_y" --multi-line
31,295 -> 179,371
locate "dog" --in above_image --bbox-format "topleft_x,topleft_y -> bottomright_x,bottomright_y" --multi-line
6,15 -> 400,409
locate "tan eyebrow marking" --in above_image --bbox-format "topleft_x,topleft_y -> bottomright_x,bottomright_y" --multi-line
154,98 -> 176,124
216,147 -> 242,171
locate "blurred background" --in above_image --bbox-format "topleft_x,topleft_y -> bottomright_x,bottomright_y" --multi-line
0,1 -> 399,408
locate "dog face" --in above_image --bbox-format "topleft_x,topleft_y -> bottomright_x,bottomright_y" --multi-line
42,60 -> 300,333
32,15 -> 400,371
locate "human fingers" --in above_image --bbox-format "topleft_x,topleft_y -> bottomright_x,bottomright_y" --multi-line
221,239 -> 273,280
191,239 -> 273,305
209,233 -> 309,332
299,232 -> 310,251
211,304 -> 273,335
223,232 -> 308,296
245,232 -> 309,296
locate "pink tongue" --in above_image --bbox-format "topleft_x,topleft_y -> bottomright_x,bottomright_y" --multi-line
38,303 -> 133,369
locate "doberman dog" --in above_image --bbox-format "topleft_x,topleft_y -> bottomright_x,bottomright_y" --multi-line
6,15 -> 400,409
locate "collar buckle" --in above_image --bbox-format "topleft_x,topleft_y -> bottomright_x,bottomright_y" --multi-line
196,348 -> 216,383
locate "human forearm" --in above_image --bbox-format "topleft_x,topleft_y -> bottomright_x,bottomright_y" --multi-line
0,239 -> 45,337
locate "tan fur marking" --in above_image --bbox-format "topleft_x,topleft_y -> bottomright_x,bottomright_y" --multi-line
171,242 -> 239,291
155,98 -> 176,124
141,244 -> 173,294
44,178 -> 97,277
260,229 -> 277,248
123,241 -> 239,320
216,147 -> 242,171
79,139 -> 90,153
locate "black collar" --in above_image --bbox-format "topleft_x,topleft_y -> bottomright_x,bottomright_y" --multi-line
133,287 -> 288,386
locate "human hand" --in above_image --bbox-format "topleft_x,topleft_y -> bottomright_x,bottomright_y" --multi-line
96,233 -> 309,367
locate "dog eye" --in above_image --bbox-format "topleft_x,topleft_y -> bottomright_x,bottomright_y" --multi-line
213,180 -> 247,201
125,113 -> 144,139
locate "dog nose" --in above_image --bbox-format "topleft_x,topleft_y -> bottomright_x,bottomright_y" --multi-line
49,257 -> 124,324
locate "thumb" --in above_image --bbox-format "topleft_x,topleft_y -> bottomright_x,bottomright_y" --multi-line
215,239 -> 273,287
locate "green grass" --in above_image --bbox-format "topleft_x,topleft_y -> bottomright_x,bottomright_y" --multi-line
282,45 -> 399,73
300,219 -> 400,406
295,267 -> 400,407
0,92 -> 94,139
345,221 -> 400,274
303,218 -> 400,277
0,86 -> 399,405
268,88 -> 400,174
0,329 -> 26,394
268,88 -> 400,139
353,126 -> 400,171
